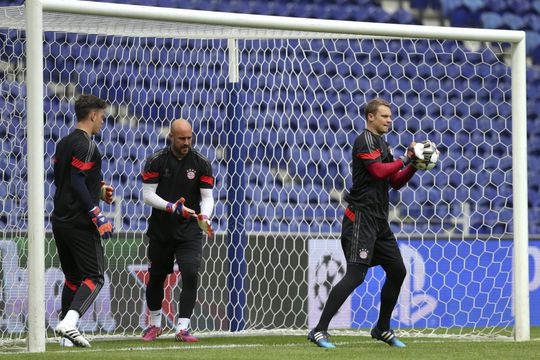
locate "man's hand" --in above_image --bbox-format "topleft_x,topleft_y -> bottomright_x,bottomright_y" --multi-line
166,197 -> 196,219
88,206 -> 113,239
197,214 -> 214,237
100,181 -> 114,204
400,141 -> 417,166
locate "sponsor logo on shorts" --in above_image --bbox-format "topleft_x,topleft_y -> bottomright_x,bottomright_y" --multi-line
359,249 -> 369,259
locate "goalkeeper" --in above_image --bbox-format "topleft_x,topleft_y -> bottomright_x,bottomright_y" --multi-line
309,98 -> 419,349
51,95 -> 113,348
140,119 -> 214,343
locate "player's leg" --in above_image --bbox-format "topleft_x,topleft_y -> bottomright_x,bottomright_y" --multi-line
142,238 -> 173,341
308,263 -> 368,347
370,225 -> 407,348
52,225 -> 81,348
68,228 -> 105,317
53,225 -> 81,319
308,208 -> 376,349
174,225 -> 203,342
54,226 -> 103,348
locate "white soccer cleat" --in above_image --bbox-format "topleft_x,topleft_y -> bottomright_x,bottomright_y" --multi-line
55,323 -> 91,348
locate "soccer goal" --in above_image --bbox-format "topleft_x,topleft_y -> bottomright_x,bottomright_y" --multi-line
0,0 -> 529,352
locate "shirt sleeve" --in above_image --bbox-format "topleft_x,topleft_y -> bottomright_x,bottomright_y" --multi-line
199,159 -> 214,189
141,156 -> 161,184
142,183 -> 169,210
70,138 -> 96,176
354,133 -> 382,166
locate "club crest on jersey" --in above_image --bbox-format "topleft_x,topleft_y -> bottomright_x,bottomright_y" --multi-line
359,249 -> 369,260
186,169 -> 196,180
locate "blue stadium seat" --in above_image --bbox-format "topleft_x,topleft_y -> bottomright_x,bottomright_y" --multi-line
502,13 -> 525,30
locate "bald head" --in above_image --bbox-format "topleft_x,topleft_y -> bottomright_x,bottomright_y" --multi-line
170,118 -> 192,135
169,118 -> 193,158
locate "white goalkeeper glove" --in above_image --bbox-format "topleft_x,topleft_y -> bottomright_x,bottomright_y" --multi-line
400,141 -> 417,166
197,214 -> 214,237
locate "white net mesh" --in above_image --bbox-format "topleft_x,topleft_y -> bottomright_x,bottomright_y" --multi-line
0,5 -> 516,347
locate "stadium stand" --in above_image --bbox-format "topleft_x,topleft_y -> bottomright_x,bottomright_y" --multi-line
0,0 -> 538,235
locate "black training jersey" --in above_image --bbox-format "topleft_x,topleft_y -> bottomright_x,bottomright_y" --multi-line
51,129 -> 102,228
344,130 -> 394,218
142,147 -> 214,240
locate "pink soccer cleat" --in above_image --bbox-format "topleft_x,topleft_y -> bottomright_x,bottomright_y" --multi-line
175,329 -> 199,342
141,325 -> 162,341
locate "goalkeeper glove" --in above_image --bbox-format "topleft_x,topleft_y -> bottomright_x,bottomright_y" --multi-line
100,181 -> 114,204
197,214 -> 214,237
400,142 -> 417,166
166,197 -> 196,219
89,206 -> 113,239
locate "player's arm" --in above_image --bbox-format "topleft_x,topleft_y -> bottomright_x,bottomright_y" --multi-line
141,157 -> 194,217
366,160 -> 405,180
389,142 -> 418,189
141,183 -> 195,218
197,188 -> 214,236
389,165 -> 416,190
196,162 -> 215,236
70,144 -> 112,239
70,172 -> 94,212
363,142 -> 416,181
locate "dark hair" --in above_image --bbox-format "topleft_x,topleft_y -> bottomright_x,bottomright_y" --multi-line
75,95 -> 107,121
364,98 -> 391,120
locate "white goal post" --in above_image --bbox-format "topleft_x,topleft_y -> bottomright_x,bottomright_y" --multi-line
1,0 -> 530,352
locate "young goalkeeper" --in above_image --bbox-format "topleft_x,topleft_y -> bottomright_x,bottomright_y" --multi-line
140,119 -> 214,343
52,95 -> 114,348
308,98 -> 417,349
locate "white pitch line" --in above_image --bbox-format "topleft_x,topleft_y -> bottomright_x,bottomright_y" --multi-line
2,336 -> 539,355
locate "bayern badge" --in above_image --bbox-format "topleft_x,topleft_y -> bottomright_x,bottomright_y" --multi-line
359,249 -> 369,259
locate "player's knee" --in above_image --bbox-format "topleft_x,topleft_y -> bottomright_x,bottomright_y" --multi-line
148,271 -> 168,288
389,261 -> 407,284
82,276 -> 104,292
179,263 -> 199,287
344,263 -> 368,287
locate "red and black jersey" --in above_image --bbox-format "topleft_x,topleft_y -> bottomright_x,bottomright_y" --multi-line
51,129 -> 102,228
142,147 -> 214,240
344,130 -> 393,218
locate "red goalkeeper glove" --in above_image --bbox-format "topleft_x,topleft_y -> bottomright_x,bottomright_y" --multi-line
166,197 -> 196,219
197,214 -> 214,237
89,206 -> 113,239
100,181 -> 114,204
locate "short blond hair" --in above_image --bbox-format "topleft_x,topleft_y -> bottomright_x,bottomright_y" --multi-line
364,98 -> 391,120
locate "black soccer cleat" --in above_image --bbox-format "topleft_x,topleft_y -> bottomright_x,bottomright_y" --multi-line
307,329 -> 336,349
370,327 -> 406,348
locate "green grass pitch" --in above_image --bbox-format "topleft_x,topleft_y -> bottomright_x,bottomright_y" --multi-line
4,328 -> 540,360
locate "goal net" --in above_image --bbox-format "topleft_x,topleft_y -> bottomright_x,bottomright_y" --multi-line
0,2 -> 528,349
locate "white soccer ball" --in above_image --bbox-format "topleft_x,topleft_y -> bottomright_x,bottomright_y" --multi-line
59,338 -> 74,347
412,140 -> 439,170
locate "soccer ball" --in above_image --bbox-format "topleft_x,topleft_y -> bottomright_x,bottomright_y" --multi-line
412,140 -> 439,170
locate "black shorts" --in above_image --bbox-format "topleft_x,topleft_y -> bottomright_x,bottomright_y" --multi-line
146,222 -> 203,275
341,207 -> 403,266
52,224 -> 104,283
